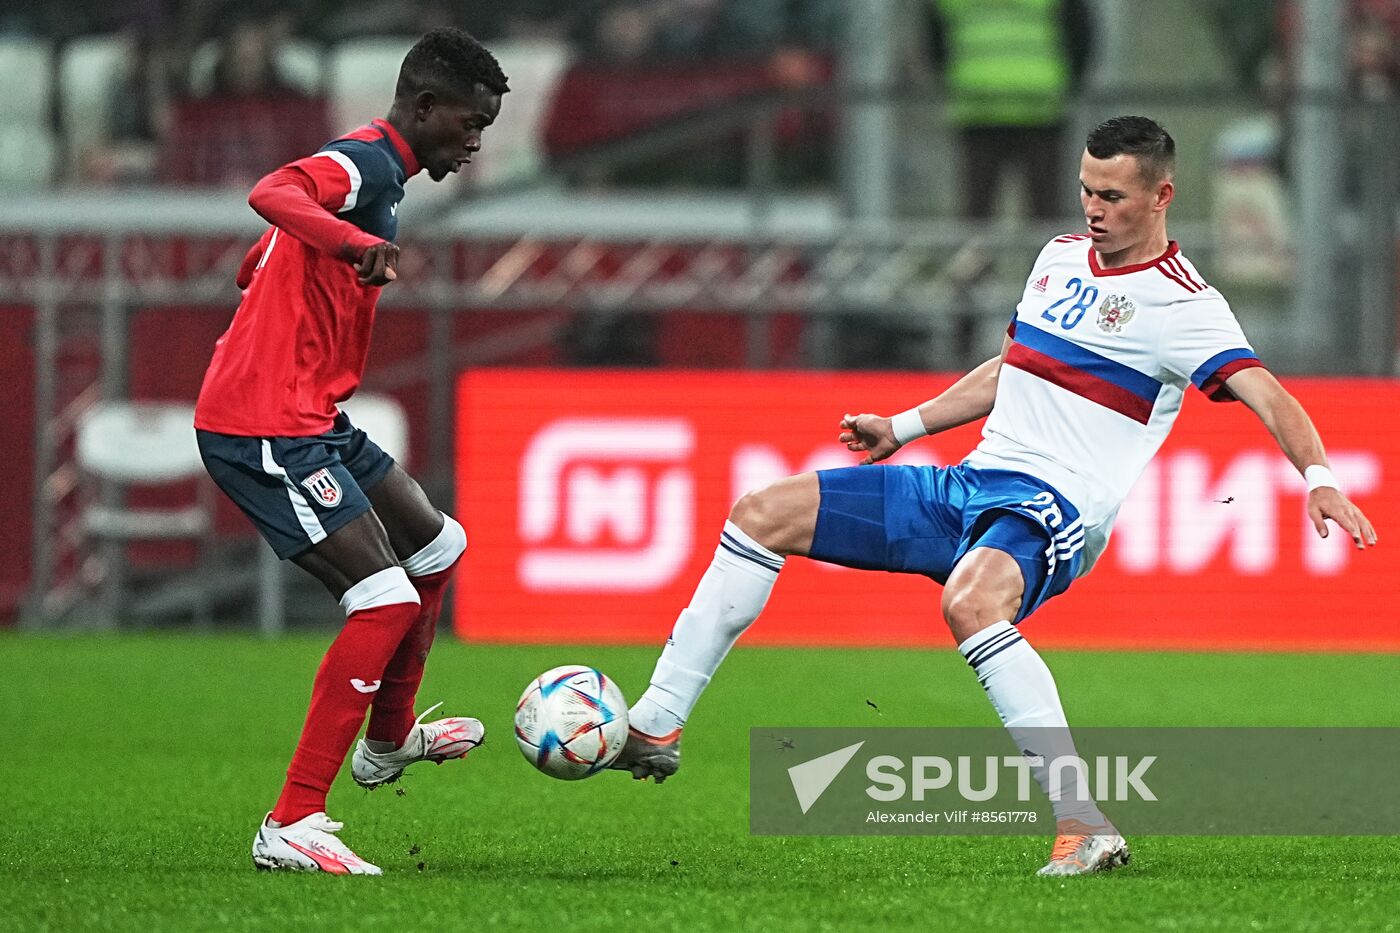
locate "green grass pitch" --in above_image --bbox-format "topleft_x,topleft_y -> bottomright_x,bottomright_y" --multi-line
3,634 -> 1398,932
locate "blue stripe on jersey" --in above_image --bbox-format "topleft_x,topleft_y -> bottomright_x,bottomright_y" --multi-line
1190,348 -> 1260,389
1014,322 -> 1163,403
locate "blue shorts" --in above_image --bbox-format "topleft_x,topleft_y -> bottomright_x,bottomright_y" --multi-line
196,412 -> 395,559
808,463 -> 1083,622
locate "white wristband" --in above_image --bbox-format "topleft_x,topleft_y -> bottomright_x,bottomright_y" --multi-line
890,408 -> 927,446
1304,464 -> 1340,492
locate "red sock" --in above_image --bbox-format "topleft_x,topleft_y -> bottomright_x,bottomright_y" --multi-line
271,599 -> 419,825
365,562 -> 458,746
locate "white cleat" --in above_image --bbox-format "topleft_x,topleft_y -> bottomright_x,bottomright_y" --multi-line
251,812 -> 382,875
1036,819 -> 1131,876
351,702 -> 484,789
608,726 -> 681,783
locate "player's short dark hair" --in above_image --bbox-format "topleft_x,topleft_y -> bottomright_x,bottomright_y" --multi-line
1085,116 -> 1175,184
395,27 -> 510,103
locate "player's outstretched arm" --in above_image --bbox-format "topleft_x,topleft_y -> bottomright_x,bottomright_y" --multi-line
839,338 -> 1008,464
1226,367 -> 1378,548
248,165 -> 384,266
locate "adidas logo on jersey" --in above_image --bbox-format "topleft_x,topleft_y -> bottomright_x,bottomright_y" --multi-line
1032,275 -> 1050,293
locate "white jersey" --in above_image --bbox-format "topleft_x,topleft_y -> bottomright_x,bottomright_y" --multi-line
964,235 -> 1262,573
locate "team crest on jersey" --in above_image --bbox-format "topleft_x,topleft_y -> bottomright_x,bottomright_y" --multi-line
1096,294 -> 1137,333
301,468 -> 342,507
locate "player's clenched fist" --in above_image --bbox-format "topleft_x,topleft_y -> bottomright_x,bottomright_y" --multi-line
355,241 -> 400,286
839,413 -> 899,465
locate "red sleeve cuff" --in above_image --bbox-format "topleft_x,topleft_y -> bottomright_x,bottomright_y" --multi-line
1200,357 -> 1266,402
234,233 -> 270,289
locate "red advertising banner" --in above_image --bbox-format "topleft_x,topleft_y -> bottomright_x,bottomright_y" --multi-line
456,370 -> 1399,651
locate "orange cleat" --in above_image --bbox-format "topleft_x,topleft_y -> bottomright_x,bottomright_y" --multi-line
1036,819 -> 1131,876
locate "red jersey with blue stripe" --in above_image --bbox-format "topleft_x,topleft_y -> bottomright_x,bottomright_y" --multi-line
194,119 -> 421,436
965,235 -> 1264,573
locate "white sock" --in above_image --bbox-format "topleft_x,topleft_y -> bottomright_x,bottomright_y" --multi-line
958,621 -> 1106,827
630,521 -> 784,736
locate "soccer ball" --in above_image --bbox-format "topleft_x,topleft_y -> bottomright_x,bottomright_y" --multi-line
514,665 -> 629,780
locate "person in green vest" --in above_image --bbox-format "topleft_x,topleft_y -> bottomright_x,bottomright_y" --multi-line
929,0 -> 1092,219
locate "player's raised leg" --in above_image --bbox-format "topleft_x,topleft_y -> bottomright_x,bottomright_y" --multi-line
612,473 -> 818,781
352,464 -> 482,788
942,539 -> 1128,876
254,510 -> 421,874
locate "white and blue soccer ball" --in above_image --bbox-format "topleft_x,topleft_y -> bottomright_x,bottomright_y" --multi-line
514,665 -> 629,780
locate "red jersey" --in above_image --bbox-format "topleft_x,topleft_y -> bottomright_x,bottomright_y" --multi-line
194,119 -> 421,436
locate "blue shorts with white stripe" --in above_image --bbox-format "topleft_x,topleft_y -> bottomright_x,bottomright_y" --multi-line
196,412 -> 395,559
808,463 -> 1083,622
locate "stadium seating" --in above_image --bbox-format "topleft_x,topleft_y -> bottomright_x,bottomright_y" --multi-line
0,36 -> 56,188
75,401 -> 215,626
57,33 -> 132,179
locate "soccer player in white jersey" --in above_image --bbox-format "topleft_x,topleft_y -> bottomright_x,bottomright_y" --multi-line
609,115 -> 1378,875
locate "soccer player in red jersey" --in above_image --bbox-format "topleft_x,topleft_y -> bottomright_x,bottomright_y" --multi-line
193,29 -> 507,875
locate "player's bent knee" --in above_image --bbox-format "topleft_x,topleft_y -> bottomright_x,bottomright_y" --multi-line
729,479 -> 814,555
401,512 -> 466,578
942,545 -> 1025,627
941,581 -> 1018,641
339,566 -> 421,616
729,489 -> 768,533
940,586 -> 984,634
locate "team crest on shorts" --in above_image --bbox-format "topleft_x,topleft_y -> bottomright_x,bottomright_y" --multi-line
1096,294 -> 1137,333
301,468 -> 342,507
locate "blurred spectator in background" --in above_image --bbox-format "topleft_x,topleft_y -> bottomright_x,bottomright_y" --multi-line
81,29 -> 173,185
1210,0 -> 1400,283
586,2 -> 657,64
160,10 -> 329,188
206,13 -> 300,97
1207,0 -> 1280,94
1347,2 -> 1400,99
927,0 -> 1092,220
550,0 -> 837,190
59,2 -> 179,185
1270,0 -> 1400,93
1336,2 -> 1399,216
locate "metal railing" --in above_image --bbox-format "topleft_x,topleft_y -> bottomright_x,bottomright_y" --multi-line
9,74 -> 1397,628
